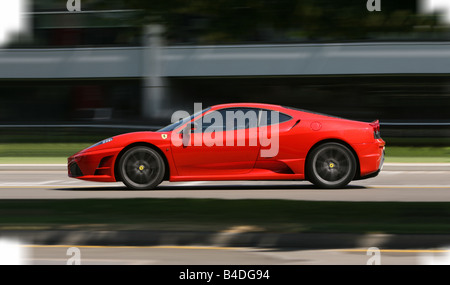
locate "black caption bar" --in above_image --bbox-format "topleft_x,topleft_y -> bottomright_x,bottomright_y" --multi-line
5,265 -> 444,284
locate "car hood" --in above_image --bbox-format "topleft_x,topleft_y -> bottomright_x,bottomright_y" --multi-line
74,131 -> 172,155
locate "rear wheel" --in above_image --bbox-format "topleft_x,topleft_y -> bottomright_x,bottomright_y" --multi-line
119,146 -> 165,190
306,142 -> 356,189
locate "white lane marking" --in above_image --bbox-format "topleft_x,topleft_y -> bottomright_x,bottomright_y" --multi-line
0,164 -> 66,166
0,180 -> 63,186
36,180 -> 63,185
380,171 -> 450,174
383,163 -> 450,166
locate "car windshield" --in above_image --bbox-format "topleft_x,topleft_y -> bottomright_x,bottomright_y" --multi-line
157,107 -> 211,132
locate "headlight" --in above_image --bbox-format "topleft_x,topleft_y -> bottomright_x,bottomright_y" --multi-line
86,138 -> 113,150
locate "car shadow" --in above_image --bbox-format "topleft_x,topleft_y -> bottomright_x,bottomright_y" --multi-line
52,183 -> 367,192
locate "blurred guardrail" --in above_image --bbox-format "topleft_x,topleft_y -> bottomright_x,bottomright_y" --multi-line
381,123 -> 450,126
0,124 -> 161,144
0,124 -> 161,130
379,122 -> 450,141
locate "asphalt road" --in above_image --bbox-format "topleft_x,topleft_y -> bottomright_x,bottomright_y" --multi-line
1,164 -> 449,266
0,164 -> 448,201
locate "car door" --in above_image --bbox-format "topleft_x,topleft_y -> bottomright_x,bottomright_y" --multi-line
171,107 -> 260,177
258,108 -> 295,159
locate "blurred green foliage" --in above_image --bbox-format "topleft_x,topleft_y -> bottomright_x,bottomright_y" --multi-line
128,0 -> 441,43
36,0 -> 446,44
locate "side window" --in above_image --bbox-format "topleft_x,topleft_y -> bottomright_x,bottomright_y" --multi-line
195,108 -> 259,133
224,108 -> 259,131
259,109 -> 292,126
196,110 -> 223,133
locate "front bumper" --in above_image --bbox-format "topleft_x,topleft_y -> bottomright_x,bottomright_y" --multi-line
68,147 -> 122,182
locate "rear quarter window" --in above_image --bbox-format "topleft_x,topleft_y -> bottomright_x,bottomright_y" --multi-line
259,109 -> 292,126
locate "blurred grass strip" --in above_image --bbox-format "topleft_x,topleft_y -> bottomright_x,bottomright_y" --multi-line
0,143 -> 91,158
384,146 -> 450,163
0,199 -> 449,234
0,157 -> 67,164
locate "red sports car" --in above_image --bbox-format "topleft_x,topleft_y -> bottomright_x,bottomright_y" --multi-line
68,103 -> 385,189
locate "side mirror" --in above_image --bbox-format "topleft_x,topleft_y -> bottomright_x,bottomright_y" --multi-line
180,122 -> 198,147
190,122 -> 199,132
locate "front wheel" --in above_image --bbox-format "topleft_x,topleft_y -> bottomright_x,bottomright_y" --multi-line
306,142 -> 356,189
119,146 -> 165,190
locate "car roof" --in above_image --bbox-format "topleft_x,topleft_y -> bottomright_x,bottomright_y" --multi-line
210,102 -> 283,110
209,103 -> 350,121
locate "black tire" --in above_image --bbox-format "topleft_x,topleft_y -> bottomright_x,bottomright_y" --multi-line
119,146 -> 165,190
306,142 -> 356,189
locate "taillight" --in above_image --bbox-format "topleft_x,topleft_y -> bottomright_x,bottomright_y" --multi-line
370,120 -> 381,139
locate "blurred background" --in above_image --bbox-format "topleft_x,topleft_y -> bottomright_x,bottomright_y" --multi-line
1,1 -> 449,265
0,0 -> 449,161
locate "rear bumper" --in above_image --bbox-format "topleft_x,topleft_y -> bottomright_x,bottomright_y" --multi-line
355,168 -> 381,180
352,139 -> 385,179
68,148 -> 122,182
